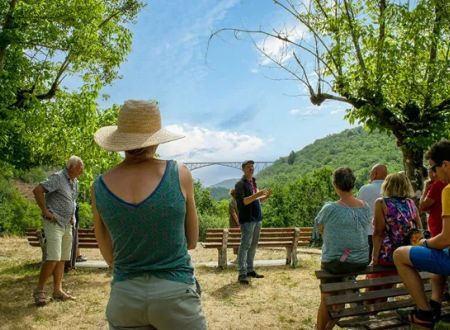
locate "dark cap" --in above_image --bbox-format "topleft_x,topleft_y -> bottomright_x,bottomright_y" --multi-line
242,160 -> 255,169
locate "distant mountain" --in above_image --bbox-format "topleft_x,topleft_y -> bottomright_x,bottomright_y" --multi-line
258,127 -> 403,188
207,186 -> 230,201
207,178 -> 240,201
210,178 -> 240,189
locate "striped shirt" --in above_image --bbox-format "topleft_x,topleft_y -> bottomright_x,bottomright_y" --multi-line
41,168 -> 78,226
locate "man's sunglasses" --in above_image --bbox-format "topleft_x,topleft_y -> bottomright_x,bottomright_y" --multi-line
429,162 -> 444,172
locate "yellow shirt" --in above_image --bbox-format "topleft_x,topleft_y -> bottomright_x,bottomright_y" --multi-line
441,184 -> 450,216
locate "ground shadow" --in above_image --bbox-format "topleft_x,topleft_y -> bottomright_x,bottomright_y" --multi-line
0,261 -> 111,325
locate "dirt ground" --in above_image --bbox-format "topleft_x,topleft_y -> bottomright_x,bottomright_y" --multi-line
0,237 -> 322,329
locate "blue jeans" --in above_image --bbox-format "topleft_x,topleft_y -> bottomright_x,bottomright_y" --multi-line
238,221 -> 262,276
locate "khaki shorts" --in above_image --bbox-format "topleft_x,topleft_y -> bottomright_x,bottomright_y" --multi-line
106,275 -> 207,330
43,220 -> 73,261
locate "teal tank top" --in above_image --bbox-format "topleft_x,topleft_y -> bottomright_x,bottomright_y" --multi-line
93,160 -> 194,284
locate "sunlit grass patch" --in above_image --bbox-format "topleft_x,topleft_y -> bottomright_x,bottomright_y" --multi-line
0,237 -> 322,329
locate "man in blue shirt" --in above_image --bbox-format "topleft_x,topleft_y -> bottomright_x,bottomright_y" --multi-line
234,160 -> 271,284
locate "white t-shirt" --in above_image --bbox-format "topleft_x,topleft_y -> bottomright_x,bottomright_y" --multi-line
357,180 -> 384,235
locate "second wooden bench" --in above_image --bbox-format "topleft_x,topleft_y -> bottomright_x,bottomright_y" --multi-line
202,227 -> 313,268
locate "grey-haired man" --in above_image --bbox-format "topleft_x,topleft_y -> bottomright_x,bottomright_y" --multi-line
32,156 -> 84,306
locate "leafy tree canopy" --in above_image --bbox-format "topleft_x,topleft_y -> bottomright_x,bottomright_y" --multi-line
0,0 -> 144,198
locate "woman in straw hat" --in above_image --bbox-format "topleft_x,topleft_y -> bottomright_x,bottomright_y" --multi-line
92,100 -> 207,330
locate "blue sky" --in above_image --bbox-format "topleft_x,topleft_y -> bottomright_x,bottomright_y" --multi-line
101,0 -> 355,185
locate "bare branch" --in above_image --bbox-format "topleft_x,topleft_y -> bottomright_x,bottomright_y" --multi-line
375,0 -> 386,86
273,0 -> 341,76
342,0 -> 368,80
208,27 -> 336,78
423,0 -> 445,110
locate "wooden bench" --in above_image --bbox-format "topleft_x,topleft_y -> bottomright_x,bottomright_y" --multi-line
201,227 -> 313,268
315,265 -> 441,329
26,228 -> 98,260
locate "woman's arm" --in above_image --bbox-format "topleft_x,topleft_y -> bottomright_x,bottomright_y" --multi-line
372,199 -> 386,265
179,163 -> 199,250
413,202 -> 423,230
91,185 -> 113,266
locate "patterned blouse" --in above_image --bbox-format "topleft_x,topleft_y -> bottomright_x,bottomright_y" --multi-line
378,197 -> 417,264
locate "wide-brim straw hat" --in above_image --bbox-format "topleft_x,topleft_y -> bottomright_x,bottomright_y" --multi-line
94,100 -> 184,152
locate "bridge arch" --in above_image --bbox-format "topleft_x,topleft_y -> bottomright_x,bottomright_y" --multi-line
184,161 -> 274,173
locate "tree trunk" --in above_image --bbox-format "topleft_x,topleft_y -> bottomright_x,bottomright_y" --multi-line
401,147 -> 425,194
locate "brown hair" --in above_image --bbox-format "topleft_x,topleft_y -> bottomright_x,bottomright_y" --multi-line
332,167 -> 355,192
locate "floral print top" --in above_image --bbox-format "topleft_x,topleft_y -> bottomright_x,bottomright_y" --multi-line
379,197 -> 417,264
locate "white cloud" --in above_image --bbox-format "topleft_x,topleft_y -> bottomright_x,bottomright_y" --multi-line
257,24 -> 307,65
157,124 -> 265,162
289,108 -> 300,115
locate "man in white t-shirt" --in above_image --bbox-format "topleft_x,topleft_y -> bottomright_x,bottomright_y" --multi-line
357,164 -> 388,263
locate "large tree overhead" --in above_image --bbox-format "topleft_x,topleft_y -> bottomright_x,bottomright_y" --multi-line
0,0 -> 143,169
211,0 -> 450,189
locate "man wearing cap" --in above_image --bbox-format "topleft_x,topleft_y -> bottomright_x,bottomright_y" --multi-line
234,160 -> 271,284
32,155 -> 84,306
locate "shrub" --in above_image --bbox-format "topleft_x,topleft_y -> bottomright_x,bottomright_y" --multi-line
77,202 -> 93,228
198,213 -> 227,241
0,175 -> 41,235
18,167 -> 48,184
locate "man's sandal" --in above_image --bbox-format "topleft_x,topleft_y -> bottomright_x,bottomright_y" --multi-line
52,291 -> 76,301
33,289 -> 46,307
398,309 -> 434,329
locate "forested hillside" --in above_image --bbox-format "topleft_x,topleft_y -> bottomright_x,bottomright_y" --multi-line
258,127 -> 403,188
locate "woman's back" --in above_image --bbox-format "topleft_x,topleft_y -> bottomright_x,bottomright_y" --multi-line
94,159 -> 194,284
380,197 -> 417,263
317,202 -> 371,264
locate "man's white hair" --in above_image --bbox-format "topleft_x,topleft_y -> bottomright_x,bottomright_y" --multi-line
67,155 -> 83,169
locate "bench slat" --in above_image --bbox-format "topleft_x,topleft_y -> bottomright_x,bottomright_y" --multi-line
315,265 -> 397,279
337,312 -> 408,329
326,283 -> 431,305
321,273 -> 432,293
329,297 -> 419,319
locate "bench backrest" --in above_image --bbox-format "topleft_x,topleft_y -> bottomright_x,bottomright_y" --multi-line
315,266 -> 432,322
26,228 -> 98,248
204,227 -> 312,246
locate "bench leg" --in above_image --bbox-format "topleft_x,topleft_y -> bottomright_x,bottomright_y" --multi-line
218,248 -> 228,269
286,247 -> 292,265
37,230 -> 46,262
291,250 -> 298,268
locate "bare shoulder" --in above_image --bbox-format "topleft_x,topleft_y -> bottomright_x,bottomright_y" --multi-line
177,162 -> 193,182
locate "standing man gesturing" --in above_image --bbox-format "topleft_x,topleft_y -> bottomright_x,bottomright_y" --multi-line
235,160 -> 271,284
33,156 -> 84,306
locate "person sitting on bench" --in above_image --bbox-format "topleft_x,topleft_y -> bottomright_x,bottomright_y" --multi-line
315,167 -> 371,330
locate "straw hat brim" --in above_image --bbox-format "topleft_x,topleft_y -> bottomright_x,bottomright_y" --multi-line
94,126 -> 184,152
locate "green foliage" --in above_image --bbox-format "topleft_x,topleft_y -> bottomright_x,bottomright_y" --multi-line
194,181 -> 229,240
198,213 -> 228,242
0,175 -> 41,235
258,127 -> 403,188
77,202 -> 93,229
262,167 -> 337,228
18,167 -> 48,184
287,150 -> 296,165
0,1 -> 143,201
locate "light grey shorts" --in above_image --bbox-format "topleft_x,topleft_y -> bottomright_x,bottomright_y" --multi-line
106,274 -> 207,330
42,220 -> 72,261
